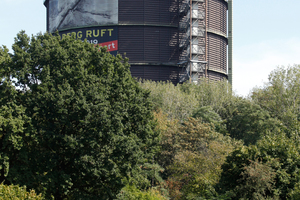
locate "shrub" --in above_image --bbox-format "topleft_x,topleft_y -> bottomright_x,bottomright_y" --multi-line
0,183 -> 44,200
116,184 -> 168,200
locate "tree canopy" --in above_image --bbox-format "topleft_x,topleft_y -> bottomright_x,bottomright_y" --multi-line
0,31 -> 159,199
3,31 -> 300,199
251,65 -> 300,132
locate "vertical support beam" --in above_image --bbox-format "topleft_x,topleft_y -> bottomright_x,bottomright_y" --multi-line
205,0 -> 208,78
228,0 -> 233,86
189,0 -> 193,83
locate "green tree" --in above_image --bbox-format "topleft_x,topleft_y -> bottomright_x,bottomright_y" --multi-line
139,78 -> 234,122
0,80 -> 31,185
181,78 -> 234,116
0,46 -> 12,77
140,80 -> 198,121
164,118 -> 241,199
1,31 -> 159,199
218,131 -> 300,199
251,65 -> 300,131
192,106 -> 226,133
222,99 -> 282,145
192,106 -> 222,124
192,98 -> 281,146
231,159 -> 279,200
153,109 -> 180,175
0,46 -> 31,186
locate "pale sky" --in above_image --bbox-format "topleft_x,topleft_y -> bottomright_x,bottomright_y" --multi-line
1,0 -> 300,97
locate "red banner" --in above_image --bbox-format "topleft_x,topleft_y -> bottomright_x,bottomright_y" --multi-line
97,40 -> 118,52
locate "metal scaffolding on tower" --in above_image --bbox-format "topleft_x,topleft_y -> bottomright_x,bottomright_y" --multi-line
179,0 -> 207,83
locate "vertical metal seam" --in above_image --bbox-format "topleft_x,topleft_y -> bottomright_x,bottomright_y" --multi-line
228,0 -> 233,86
205,0 -> 208,78
189,0 -> 192,83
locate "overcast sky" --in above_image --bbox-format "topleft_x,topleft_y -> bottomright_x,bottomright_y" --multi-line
1,0 -> 300,97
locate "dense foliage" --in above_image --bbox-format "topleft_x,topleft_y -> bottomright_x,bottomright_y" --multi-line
2,30 -> 300,199
0,183 -> 44,200
165,118 -> 241,199
0,31 -> 159,199
218,131 -> 300,199
141,65 -> 300,199
116,184 -> 168,200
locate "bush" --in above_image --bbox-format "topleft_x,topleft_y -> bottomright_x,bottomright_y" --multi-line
0,183 -> 44,200
116,184 -> 168,200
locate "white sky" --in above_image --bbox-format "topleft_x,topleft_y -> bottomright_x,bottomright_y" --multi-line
233,0 -> 300,96
1,0 -> 300,97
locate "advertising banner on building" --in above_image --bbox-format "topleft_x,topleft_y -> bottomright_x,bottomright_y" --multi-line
49,0 -> 118,33
59,26 -> 118,55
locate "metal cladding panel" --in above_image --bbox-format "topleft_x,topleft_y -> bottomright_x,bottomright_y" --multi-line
208,0 -> 227,35
119,0 -> 178,26
118,26 -> 179,63
144,27 -> 160,62
130,65 -> 179,84
207,70 -> 227,81
207,33 -> 227,73
144,0 -> 161,25
119,27 -> 145,62
118,0 -> 144,24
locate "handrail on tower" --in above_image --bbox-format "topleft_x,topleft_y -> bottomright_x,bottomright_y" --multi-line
179,0 -> 207,83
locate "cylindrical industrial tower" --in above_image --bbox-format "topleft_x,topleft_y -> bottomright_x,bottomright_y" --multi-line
44,0 -> 232,84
